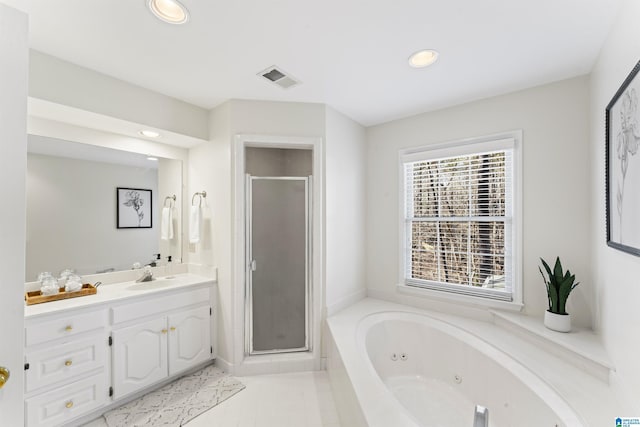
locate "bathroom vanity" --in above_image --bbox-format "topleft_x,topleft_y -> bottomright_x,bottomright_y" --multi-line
23,273 -> 215,427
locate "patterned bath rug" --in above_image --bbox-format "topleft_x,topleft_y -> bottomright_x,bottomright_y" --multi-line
103,364 -> 245,427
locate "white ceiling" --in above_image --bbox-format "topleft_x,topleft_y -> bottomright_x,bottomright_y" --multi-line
1,0 -> 622,126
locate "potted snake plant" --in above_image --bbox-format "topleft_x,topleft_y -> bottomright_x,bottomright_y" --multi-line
539,257 -> 579,332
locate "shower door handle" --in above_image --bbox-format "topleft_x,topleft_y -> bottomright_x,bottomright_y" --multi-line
250,259 -> 257,271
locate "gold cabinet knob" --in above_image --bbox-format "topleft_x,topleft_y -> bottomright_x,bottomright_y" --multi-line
170,327 -> 176,331
0,367 -> 10,389
65,401 -> 73,409
65,325 -> 73,332
161,329 -> 168,334
64,360 -> 73,367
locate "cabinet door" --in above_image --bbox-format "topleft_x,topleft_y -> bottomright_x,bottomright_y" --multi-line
112,316 -> 168,399
168,306 -> 211,376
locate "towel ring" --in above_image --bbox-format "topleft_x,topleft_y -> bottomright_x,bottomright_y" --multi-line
192,191 -> 207,206
164,195 -> 176,208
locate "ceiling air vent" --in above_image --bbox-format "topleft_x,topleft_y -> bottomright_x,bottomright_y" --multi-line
258,66 -> 300,89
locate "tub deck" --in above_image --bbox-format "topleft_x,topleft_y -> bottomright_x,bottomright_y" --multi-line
326,298 -> 629,427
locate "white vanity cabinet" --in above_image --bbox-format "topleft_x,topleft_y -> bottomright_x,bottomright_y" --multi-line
110,286 -> 212,400
24,308 -> 109,427
24,275 -> 216,427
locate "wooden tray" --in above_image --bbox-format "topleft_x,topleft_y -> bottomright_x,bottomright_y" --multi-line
25,284 -> 97,306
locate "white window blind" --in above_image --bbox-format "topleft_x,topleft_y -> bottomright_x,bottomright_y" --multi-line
402,139 -> 515,301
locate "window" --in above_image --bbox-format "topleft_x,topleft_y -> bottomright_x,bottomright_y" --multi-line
401,134 -> 521,303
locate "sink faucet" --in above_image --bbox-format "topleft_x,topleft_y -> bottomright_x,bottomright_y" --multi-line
136,266 -> 154,283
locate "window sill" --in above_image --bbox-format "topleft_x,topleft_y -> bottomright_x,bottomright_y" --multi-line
396,283 -> 524,312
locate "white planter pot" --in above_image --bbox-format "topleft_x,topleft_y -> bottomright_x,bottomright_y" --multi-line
544,310 -> 571,333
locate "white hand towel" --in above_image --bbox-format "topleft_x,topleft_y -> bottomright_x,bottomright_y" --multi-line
161,207 -> 174,240
189,205 -> 201,244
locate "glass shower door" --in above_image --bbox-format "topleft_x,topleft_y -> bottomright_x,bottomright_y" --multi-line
246,176 -> 311,354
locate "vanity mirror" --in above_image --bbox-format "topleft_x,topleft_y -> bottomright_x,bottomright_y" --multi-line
26,134 -> 183,281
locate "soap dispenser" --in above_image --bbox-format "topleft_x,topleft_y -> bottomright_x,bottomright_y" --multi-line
166,255 -> 174,279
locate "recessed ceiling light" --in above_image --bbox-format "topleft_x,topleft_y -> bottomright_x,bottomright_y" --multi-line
408,49 -> 439,68
139,130 -> 161,138
147,0 -> 189,25
147,156 -> 159,161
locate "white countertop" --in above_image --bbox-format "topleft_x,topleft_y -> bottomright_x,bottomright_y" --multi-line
25,273 -> 214,319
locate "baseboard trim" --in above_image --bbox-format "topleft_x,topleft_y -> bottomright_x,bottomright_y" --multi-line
214,356 -> 233,374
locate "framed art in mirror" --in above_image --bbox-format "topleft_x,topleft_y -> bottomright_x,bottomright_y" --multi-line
117,187 -> 152,229
606,59 -> 640,256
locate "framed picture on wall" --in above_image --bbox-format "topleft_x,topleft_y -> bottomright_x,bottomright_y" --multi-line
606,59 -> 640,256
117,187 -> 152,229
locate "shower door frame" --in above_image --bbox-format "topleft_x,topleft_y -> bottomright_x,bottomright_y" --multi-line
233,134 -> 323,373
245,175 -> 312,355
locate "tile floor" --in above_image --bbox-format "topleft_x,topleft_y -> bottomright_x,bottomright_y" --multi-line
83,371 -> 341,427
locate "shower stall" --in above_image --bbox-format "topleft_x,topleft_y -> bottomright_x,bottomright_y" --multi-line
244,147 -> 313,355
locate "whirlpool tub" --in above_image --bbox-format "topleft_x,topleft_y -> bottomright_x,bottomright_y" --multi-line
326,299 -> 587,427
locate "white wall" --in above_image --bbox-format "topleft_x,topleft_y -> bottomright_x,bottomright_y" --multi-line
29,51 -> 209,140
325,107 -> 367,314
366,77 -> 592,326
0,4 -> 27,424
188,102 -> 232,361
590,0 -> 640,410
189,99 -> 350,367
229,99 -> 326,137
158,158 -> 183,263
26,153 -> 159,279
